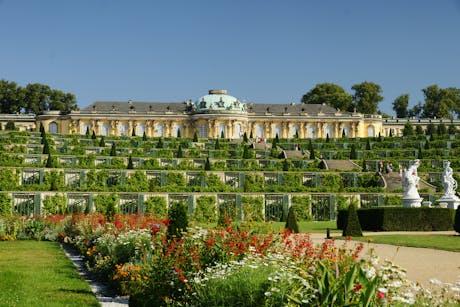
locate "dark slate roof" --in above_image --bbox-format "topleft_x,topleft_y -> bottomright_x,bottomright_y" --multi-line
81,101 -> 343,116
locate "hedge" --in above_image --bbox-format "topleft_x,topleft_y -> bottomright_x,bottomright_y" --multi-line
337,207 -> 455,231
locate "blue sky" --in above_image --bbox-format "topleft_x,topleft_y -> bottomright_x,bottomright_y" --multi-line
1,0 -> 459,115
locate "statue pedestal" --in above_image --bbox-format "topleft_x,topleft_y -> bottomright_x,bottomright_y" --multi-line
436,195 -> 460,210
402,197 -> 423,208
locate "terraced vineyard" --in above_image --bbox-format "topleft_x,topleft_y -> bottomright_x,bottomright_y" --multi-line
0,130 -> 457,222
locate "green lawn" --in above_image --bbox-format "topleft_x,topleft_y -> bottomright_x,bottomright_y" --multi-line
348,234 -> 460,252
0,241 -> 100,307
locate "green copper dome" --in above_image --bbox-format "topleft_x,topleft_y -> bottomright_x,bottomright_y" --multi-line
194,90 -> 246,112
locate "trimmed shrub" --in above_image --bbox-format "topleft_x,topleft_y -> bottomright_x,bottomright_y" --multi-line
285,206 -> 300,233
144,196 -> 167,218
455,206 -> 460,234
290,196 -> 312,221
193,196 -> 217,223
338,207 -> 455,231
0,192 -> 13,215
242,196 -> 264,222
167,201 -> 189,239
342,204 -> 362,237
94,194 -> 119,221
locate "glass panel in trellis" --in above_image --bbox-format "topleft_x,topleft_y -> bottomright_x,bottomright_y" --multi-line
146,171 -> 162,186
67,195 -> 89,214
341,173 -> 359,188
59,156 -> 76,166
218,194 -> 241,222
107,171 -> 122,187
13,193 -> 35,216
187,172 -> 204,187
95,157 -> 108,167
160,158 -> 174,168
225,172 -> 240,188
22,169 -> 41,185
119,194 -> 139,214
226,159 -> 242,170
24,155 -> 41,165
302,173 -> 319,188
264,194 -> 285,221
360,194 -> 380,208
264,172 -> 279,187
311,194 -> 333,221
65,171 -> 82,188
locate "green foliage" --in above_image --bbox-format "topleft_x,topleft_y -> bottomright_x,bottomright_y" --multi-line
126,171 -> 149,191
0,192 -> 13,215
285,206 -> 300,233
243,132 -> 248,143
308,140 -> 315,159
156,137 -> 164,149
42,194 -> 67,215
0,169 -> 18,191
167,201 -> 189,239
290,196 -> 312,221
244,173 -> 265,192
99,136 -> 105,147
144,196 -> 167,218
5,120 -> 16,131
45,153 -> 55,168
301,83 -> 353,111
342,204 -> 363,237
322,173 -> 344,191
402,121 -> 414,136
94,194 -> 119,221
44,170 -> 65,191
176,144 -> 184,158
338,207 -> 455,231
349,143 -> 357,159
282,159 -> 290,171
204,157 -> 211,170
42,138 -> 50,154
166,172 -> 186,187
127,156 -> 134,169
110,142 -> 117,156
241,196 -> 264,222
193,196 -> 217,223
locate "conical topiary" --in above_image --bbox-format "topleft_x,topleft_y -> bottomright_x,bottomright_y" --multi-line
167,202 -> 189,240
110,142 -> 117,156
454,205 -> 460,234
204,157 -> 211,170
349,143 -> 357,160
309,140 -> 315,160
45,153 -> 54,168
99,136 -> 105,147
156,137 -> 164,149
176,144 -> 184,158
193,132 -> 198,142
42,138 -> 50,154
243,132 -> 248,143
342,204 -> 363,237
285,207 -> 300,233
127,156 -> 133,169
215,138 -> 220,150
142,131 -> 147,141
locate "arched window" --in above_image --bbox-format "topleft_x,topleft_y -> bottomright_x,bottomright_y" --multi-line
367,125 -> 375,137
173,123 -> 181,137
200,124 -> 207,138
137,123 -> 145,137
234,123 -> 241,138
156,124 -> 164,137
308,125 -> 316,139
274,125 -> 281,138
342,125 -> 350,137
101,123 -> 109,136
255,124 -> 264,138
48,122 -> 58,134
218,123 -> 225,138
324,125 -> 333,139
81,122 -> 89,135
291,125 -> 298,138
119,123 -> 128,136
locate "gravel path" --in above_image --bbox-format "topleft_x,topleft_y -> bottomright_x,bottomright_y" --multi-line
311,231 -> 460,286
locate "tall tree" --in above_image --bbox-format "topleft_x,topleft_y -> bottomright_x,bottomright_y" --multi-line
422,85 -> 460,119
301,83 -> 353,111
351,81 -> 383,114
0,80 -> 23,113
392,94 -> 409,118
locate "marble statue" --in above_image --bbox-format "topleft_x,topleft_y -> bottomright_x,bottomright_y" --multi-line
402,159 -> 423,207
437,160 -> 460,209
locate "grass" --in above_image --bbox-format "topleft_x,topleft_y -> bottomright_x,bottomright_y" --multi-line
347,234 -> 460,252
0,241 -> 100,307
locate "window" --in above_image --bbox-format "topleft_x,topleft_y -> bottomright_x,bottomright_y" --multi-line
48,122 -> 58,134
101,123 -> 109,136
200,124 -> 207,138
255,124 -> 264,138
156,124 -> 164,137
137,124 -> 145,136
274,125 -> 281,138
218,123 -> 225,137
367,125 -> 375,137
119,123 -> 128,136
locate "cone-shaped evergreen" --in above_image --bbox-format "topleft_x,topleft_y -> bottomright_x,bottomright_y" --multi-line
454,205 -> 460,234
177,129 -> 181,138
215,138 -> 220,150
142,131 -> 147,141
193,132 -> 198,142
156,137 -> 164,149
309,140 -> 315,160
92,130 -> 97,140
389,129 -> 393,137
42,138 -> 50,154
342,129 -> 346,138
176,144 -> 184,158
220,130 -> 225,138
243,132 -> 248,143
326,133 -> 330,143
285,206 -> 299,233
282,159 -> 290,171
366,139 -> 371,150
132,127 -> 136,137
249,131 -> 253,139
45,153 -> 54,168
417,146 -> 423,159
167,202 -> 189,240
85,126 -> 90,137
127,156 -> 134,169
349,144 -> 357,159
99,136 -> 105,147
110,142 -> 117,156
204,157 -> 211,170
342,204 -> 363,237
242,145 -> 253,159
362,160 -> 367,172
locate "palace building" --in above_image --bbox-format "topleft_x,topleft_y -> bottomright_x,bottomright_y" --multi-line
1,89 -> 458,138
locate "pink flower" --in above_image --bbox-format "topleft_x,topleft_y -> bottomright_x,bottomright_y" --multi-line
377,291 -> 385,299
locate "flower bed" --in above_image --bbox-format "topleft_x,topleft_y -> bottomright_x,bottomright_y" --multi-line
1,214 -> 459,305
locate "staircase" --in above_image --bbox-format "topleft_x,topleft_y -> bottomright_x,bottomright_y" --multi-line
323,160 -> 358,171
383,171 -> 437,193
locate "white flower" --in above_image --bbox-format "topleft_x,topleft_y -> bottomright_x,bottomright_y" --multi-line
264,292 -> 272,297
429,278 -> 442,285
378,287 -> 388,294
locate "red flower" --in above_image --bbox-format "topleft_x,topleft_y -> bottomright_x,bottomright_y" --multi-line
354,284 -> 362,292
377,292 -> 385,299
